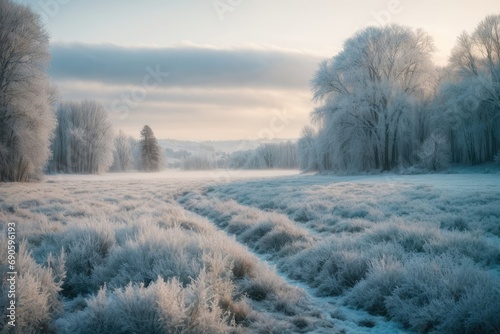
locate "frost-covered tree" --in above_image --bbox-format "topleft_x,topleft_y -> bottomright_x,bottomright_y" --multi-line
0,0 -> 56,182
181,154 -> 217,170
259,141 -> 297,169
439,15 -> 500,164
297,126 -> 318,171
48,101 -> 114,174
140,125 -> 162,172
110,130 -> 135,172
309,25 -> 437,172
227,141 -> 298,169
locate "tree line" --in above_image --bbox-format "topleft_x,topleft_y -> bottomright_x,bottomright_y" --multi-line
298,15 -> 500,172
0,0 -> 163,181
179,141 -> 298,170
225,141 -> 298,169
47,102 -> 163,175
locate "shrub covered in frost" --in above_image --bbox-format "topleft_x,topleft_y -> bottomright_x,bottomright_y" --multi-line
0,240 -> 64,333
385,255 -> 500,333
56,275 -> 236,334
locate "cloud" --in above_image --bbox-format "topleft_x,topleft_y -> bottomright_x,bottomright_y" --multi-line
50,43 -> 322,90
57,81 -> 309,108
49,43 -> 320,140
56,81 -> 312,140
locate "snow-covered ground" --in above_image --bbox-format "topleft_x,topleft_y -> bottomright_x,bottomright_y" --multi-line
1,171 -> 499,333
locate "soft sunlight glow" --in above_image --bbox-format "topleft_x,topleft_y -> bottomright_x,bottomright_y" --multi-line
12,0 -> 500,140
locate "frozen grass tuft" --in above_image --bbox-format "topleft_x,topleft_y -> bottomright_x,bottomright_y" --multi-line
181,192 -> 313,259
347,256 -> 404,315
0,240 -> 64,333
55,274 -> 235,334
385,255 -> 500,334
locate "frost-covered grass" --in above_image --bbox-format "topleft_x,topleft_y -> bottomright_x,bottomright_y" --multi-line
0,171 -> 334,334
181,173 -> 500,333
2,171 -> 499,333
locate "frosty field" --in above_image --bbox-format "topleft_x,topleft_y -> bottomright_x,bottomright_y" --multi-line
1,171 -> 500,333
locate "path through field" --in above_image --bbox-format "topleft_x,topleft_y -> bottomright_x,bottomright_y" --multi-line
179,171 -> 500,334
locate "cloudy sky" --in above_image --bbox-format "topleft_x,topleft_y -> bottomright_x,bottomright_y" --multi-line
13,0 -> 500,140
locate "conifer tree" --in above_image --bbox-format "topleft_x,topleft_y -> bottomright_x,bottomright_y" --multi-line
140,125 -> 161,171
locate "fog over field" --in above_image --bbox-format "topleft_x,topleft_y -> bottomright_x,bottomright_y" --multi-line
1,0 -> 500,333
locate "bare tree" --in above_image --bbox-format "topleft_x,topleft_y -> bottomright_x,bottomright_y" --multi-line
0,0 -> 56,181
226,141 -> 298,169
443,14 -> 500,164
48,101 -> 114,174
297,126 -> 318,171
181,154 -> 217,170
110,130 -> 134,172
140,125 -> 162,172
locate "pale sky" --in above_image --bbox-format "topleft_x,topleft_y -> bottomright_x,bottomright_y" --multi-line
13,0 -> 500,140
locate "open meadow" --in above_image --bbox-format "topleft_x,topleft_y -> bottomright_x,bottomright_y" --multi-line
1,171 -> 499,333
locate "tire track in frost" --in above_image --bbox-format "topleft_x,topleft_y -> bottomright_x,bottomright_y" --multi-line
178,190 -> 407,334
